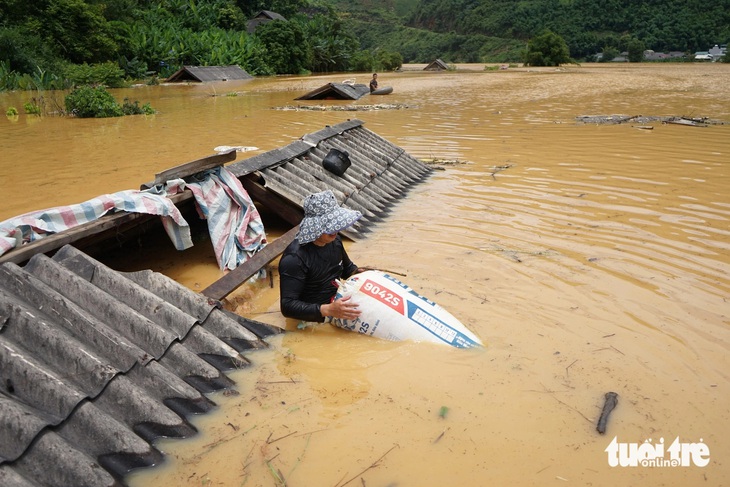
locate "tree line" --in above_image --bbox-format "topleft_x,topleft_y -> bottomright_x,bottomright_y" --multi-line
404,0 -> 729,60
1,0 -> 728,92
0,0 -> 403,91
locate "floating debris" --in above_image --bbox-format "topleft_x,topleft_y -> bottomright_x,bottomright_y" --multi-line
576,114 -> 728,126
421,158 -> 470,166
273,103 -> 413,111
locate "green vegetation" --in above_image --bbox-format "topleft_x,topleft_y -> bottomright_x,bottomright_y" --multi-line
401,0 -> 729,60
0,0 -> 727,92
0,0 -> 402,91
523,30 -> 572,66
64,85 -> 154,118
23,101 -> 41,115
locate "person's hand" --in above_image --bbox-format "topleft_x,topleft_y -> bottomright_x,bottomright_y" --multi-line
321,295 -> 361,320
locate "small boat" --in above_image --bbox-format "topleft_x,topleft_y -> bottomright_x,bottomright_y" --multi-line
370,86 -> 393,95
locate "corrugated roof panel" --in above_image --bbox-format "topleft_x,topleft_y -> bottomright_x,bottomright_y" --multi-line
0,245 -> 281,486
166,65 -> 253,83
0,263 -> 147,368
294,82 -> 370,100
228,120 -> 433,242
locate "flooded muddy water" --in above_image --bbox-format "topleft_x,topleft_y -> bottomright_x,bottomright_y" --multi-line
2,63 -> 729,486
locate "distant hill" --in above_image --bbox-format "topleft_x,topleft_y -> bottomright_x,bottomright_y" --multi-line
331,0 -> 730,62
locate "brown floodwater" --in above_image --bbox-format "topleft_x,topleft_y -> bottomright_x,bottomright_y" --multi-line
2,63 -> 729,486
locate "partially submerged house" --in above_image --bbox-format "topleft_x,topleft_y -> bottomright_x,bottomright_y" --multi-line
166,65 -> 253,83
246,10 -> 286,34
424,59 -> 450,71
0,120 -> 433,486
295,82 -> 370,101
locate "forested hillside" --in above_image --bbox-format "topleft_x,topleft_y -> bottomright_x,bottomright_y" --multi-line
340,0 -> 730,62
0,0 -> 728,92
406,0 -> 730,58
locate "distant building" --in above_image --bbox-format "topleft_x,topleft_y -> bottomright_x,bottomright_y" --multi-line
643,50 -> 686,61
708,44 -> 726,61
295,82 -> 370,101
246,10 -> 286,34
694,51 -> 713,61
424,59 -> 450,71
166,65 -> 253,83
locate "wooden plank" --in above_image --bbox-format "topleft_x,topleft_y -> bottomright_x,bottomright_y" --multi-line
143,150 -> 238,188
202,226 -> 299,301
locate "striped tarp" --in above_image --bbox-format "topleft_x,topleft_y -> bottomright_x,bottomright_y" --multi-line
0,167 -> 265,270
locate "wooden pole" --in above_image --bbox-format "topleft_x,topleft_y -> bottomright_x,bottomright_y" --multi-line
201,226 -> 298,301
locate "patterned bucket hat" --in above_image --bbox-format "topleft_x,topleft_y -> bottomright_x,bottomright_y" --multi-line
296,190 -> 362,244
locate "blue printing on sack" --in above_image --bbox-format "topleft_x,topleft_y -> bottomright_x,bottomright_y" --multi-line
405,301 -> 480,348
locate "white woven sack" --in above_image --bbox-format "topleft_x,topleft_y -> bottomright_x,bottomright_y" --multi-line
333,270 -> 483,348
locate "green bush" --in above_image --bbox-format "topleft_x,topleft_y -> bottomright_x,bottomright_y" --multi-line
64,62 -> 126,88
377,49 -> 403,71
6,107 -> 19,116
23,101 -> 41,115
523,30 -> 572,66
349,50 -> 376,72
121,98 -> 155,115
65,85 -> 123,117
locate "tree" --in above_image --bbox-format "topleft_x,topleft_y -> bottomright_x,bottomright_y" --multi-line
627,37 -> 645,62
255,20 -> 312,74
44,0 -> 118,63
600,46 -> 619,62
523,30 -> 571,66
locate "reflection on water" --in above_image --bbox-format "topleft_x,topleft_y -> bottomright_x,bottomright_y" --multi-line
2,64 -> 730,486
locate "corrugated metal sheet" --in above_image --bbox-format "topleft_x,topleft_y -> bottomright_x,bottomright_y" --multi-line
166,65 -> 253,83
294,83 -> 370,100
0,245 -> 280,486
227,119 -> 434,240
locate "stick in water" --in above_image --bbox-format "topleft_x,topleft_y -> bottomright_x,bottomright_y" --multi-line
596,392 -> 618,434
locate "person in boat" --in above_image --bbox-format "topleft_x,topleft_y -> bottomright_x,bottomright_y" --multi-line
279,190 -> 363,323
369,73 -> 378,93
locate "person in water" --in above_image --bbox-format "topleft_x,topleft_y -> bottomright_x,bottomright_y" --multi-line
369,73 -> 378,93
279,190 -> 363,323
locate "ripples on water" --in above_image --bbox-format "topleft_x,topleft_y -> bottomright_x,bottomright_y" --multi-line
2,64 -> 729,486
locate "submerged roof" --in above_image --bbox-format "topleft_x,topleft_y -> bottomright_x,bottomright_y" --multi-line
424,59 -> 450,71
228,119 -> 434,241
246,10 -> 287,33
0,245 -> 280,486
295,82 -> 370,100
166,65 -> 253,83
0,120 -> 433,485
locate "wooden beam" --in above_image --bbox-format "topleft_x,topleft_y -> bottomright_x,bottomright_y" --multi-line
142,150 -> 238,189
201,226 -> 299,301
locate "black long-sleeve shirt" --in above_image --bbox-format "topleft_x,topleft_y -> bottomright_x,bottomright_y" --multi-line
279,236 -> 358,322
279,235 -> 357,322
